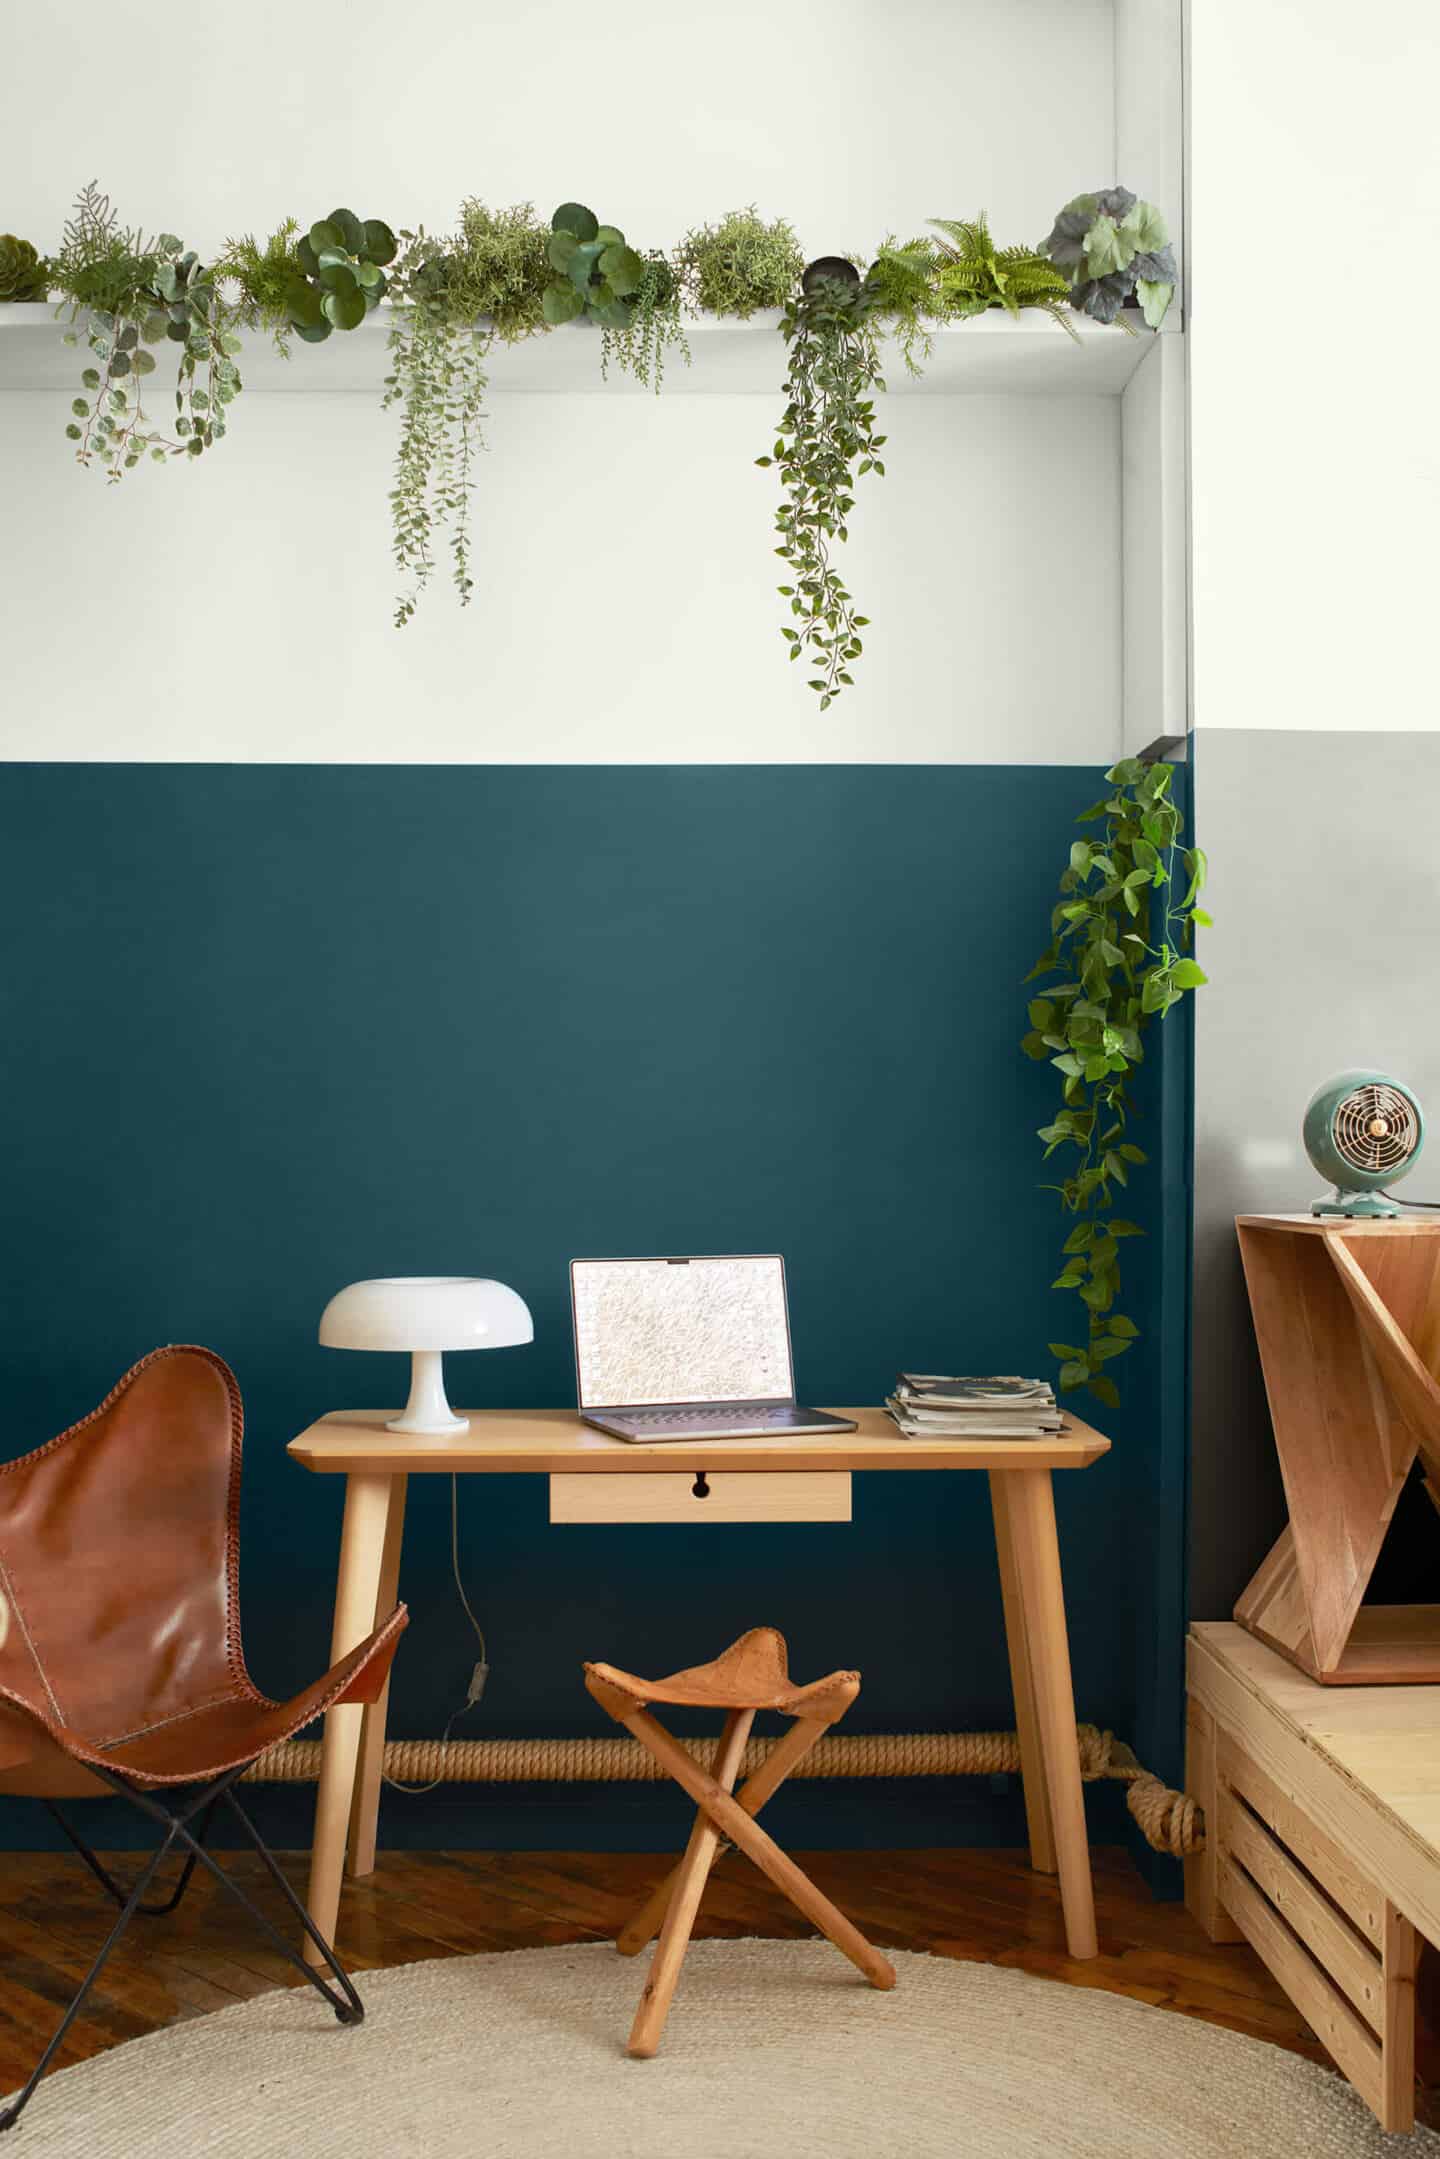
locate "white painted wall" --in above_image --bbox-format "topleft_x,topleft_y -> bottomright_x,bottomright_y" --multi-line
2,0 -> 1176,764
1188,0 -> 1440,733
0,390 -> 1119,763
5,1 -> 1113,271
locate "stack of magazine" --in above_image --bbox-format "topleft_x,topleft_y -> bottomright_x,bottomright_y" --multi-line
884,1374 -> 1063,1439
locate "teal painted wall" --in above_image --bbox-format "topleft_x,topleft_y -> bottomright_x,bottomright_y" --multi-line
0,764 -> 1188,1853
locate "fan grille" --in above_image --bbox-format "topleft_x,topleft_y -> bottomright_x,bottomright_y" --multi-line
1332,1083 -> 1419,1175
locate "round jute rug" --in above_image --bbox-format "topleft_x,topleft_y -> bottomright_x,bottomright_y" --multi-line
9,1940 -> 1437,2158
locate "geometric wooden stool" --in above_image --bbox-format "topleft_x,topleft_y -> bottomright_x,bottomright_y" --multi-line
1234,1214 -> 1440,1684
583,1628 -> 898,2057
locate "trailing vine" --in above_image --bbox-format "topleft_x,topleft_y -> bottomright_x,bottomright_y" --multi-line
757,269 -> 885,708
1023,758 -> 1208,1408
383,202 -> 550,626
9,185 -> 1179,658
384,305 -> 489,625
52,187 -> 244,480
600,254 -> 689,390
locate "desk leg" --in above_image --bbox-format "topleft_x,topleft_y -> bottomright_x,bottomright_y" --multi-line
347,1473 -> 408,1880
1003,1466 -> 1098,1960
990,1471 -> 1057,1875
303,1471 -> 394,1968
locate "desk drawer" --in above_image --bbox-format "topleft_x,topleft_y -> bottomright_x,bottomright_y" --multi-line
549,1470 -> 851,1525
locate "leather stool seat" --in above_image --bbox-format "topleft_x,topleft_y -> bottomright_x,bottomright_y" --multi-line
584,1626 -> 858,1720
585,1626 -> 895,2057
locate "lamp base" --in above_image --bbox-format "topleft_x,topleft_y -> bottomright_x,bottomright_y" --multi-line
385,1350 -> 470,1437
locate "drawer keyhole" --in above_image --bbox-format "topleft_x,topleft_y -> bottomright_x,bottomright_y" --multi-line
691,1472 -> 711,1500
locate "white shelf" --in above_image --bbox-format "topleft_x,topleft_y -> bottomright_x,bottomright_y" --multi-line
0,302 -> 1173,398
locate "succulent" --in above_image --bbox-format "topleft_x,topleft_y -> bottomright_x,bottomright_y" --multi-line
1041,188 -> 1177,329
0,235 -> 48,302
285,208 -> 397,342
543,204 -> 646,328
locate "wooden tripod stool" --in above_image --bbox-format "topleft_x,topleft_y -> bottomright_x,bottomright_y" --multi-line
584,1628 -> 897,2057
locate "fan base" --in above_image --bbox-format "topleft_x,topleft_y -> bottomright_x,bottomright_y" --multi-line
1311,1189 -> 1401,1219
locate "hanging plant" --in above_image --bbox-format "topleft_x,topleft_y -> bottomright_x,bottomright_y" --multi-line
384,201 -> 550,626
541,203 -> 688,389
598,252 -> 688,390
51,183 -> 243,480
1023,758 -> 1209,1408
757,260 -> 885,709
283,208 -> 397,343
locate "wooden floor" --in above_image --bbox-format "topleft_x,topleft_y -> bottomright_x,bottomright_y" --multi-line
0,1842 -> 1341,2097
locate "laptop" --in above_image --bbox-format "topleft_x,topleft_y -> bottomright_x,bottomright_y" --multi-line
570,1254 -> 857,1442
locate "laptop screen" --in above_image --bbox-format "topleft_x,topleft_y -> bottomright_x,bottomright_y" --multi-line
570,1255 -> 796,1410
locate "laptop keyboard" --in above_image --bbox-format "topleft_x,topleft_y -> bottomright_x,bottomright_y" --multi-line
624,1404 -> 807,1429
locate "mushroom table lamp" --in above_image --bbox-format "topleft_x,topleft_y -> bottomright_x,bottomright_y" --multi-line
319,1276 -> 534,1435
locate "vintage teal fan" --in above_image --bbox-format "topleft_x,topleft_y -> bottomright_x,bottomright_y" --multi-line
1302,1071 -> 1425,1217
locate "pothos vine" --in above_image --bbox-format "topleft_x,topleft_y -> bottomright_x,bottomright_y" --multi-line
757,271 -> 885,709
1023,758 -> 1208,1408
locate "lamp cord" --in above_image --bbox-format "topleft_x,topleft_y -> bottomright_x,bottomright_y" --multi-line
381,1474 -> 490,1797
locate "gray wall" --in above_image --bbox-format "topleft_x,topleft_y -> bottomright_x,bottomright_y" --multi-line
1190,728 -> 1440,1619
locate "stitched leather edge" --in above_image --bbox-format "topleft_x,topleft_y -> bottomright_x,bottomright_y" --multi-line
0,1346 -> 258,1724
0,1604 -> 409,1788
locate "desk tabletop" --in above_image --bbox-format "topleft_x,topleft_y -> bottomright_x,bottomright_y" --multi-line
287,1406 -> 1111,1475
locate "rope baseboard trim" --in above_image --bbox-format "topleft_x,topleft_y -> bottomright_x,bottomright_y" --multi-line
244,1727 -> 1203,1856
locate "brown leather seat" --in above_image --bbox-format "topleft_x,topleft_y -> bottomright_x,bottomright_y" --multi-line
0,1344 -> 405,1797
0,1345 -> 407,2131
584,1625 -> 859,1722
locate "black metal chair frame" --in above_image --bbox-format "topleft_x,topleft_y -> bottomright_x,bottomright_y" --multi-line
1,1760 -> 363,2132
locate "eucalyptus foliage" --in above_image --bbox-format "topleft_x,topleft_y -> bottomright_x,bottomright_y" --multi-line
757,269 -> 884,708
384,203 -> 551,626
1023,759 -> 1208,1407
1042,187 -> 1177,330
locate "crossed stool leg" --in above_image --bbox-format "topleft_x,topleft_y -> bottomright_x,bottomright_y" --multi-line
584,1628 -> 897,2059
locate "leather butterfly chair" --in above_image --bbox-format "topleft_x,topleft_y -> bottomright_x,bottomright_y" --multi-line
0,1345 -> 407,2130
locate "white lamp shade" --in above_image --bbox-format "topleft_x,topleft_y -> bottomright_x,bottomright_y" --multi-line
319,1276 -> 534,1353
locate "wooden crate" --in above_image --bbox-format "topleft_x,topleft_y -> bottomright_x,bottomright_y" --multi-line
1187,1624 -> 1427,2132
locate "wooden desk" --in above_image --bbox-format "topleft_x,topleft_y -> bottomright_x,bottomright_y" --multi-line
288,1407 -> 1110,1967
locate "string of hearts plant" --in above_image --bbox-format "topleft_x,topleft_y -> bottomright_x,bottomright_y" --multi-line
1022,758 -> 1209,1408
51,183 -> 243,479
